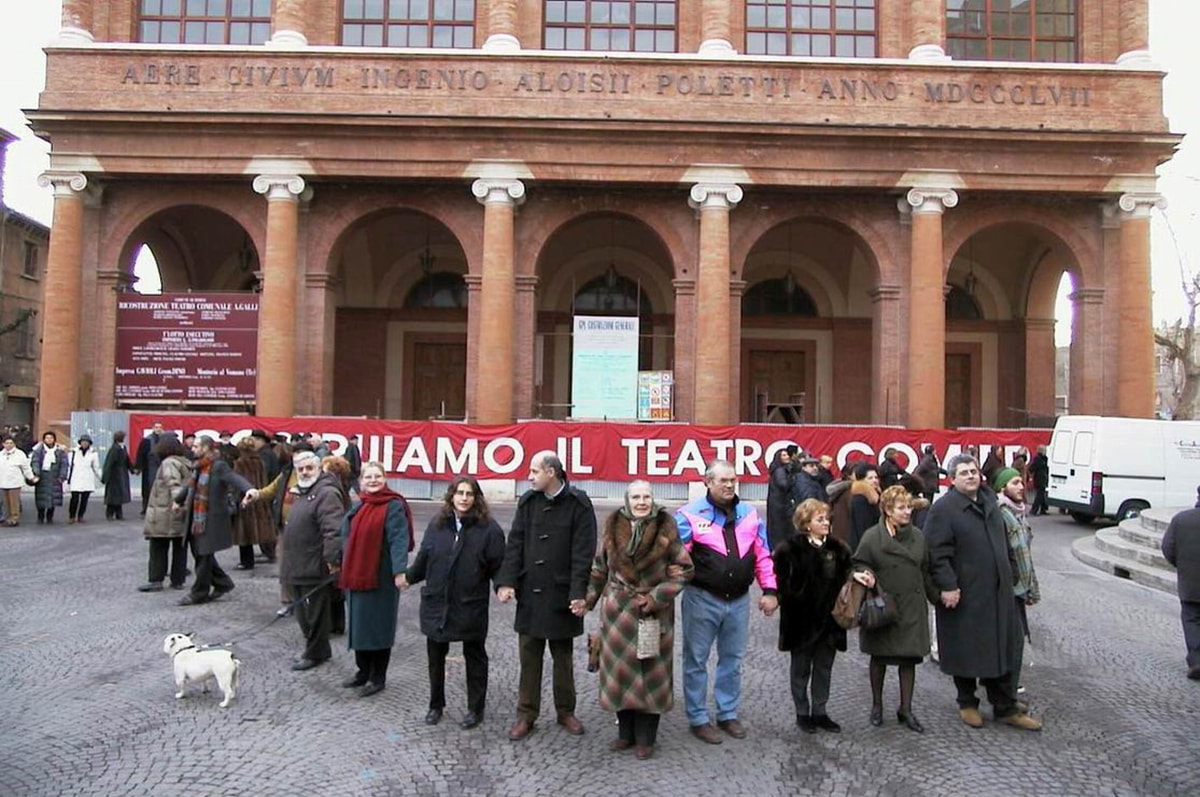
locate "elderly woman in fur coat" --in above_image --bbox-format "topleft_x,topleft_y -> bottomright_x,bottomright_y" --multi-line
232,440 -> 277,571
773,498 -> 863,733
585,480 -> 693,760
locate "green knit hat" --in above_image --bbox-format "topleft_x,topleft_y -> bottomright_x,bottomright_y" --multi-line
992,467 -> 1020,492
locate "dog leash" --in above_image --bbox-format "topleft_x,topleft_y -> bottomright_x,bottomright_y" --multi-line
197,574 -> 340,650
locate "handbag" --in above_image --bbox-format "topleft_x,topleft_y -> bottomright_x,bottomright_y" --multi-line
831,575 -> 867,630
857,586 -> 899,631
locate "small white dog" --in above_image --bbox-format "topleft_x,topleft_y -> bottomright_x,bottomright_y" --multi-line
162,633 -> 240,708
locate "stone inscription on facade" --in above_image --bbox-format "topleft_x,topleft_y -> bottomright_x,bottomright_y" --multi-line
119,61 -> 1095,109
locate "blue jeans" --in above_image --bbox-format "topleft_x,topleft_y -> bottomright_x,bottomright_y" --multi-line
681,586 -> 750,727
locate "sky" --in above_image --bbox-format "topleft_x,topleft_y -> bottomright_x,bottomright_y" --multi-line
0,1 -> 1195,344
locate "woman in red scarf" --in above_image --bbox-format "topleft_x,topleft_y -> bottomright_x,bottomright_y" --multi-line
337,461 -> 410,697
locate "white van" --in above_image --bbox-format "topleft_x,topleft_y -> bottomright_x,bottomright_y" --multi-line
1046,415 -> 1200,523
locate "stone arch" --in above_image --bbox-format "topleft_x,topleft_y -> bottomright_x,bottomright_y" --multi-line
114,202 -> 261,291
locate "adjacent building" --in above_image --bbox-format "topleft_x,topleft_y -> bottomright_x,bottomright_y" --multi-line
29,1 -> 1177,429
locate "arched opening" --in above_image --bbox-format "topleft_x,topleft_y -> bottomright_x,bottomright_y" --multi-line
331,210 -> 468,419
132,245 -> 163,294
741,216 -> 877,424
534,212 -> 674,420
119,206 -> 259,291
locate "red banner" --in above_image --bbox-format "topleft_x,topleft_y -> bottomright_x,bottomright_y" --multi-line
130,414 -> 1050,484
116,293 -> 259,402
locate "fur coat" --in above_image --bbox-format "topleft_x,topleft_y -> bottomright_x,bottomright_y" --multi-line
774,534 -> 853,653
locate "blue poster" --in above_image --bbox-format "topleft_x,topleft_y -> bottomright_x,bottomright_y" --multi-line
571,315 -> 639,419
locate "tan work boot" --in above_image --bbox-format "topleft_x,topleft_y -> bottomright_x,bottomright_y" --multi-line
999,712 -> 1043,731
958,707 -> 984,728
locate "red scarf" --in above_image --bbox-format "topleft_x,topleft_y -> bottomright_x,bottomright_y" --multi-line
340,487 -> 401,591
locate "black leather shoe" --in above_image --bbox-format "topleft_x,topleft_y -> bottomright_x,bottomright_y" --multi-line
211,585 -> 234,600
341,673 -> 368,688
797,715 -> 817,734
460,711 -> 482,730
178,594 -> 209,606
425,708 -> 443,725
813,715 -> 841,733
897,710 -> 924,733
234,563 -> 253,571
137,582 -> 163,593
291,658 -> 324,671
869,705 -> 883,727
358,682 -> 385,698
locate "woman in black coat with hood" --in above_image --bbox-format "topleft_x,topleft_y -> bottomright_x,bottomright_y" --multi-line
773,498 -> 864,733
402,475 -> 506,730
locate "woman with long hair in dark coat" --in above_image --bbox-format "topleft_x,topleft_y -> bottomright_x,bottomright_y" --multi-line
101,430 -> 133,521
773,498 -> 865,734
402,475 -> 505,728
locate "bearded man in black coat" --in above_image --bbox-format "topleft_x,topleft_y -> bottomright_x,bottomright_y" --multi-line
496,451 -> 597,741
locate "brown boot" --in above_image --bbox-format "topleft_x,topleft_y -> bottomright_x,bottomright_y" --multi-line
555,711 -> 584,735
508,717 -> 535,741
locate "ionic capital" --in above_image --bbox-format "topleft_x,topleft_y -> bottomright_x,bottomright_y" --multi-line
1116,192 -> 1166,220
688,182 -> 743,211
252,174 -> 306,201
905,187 -> 959,215
472,178 -> 526,206
37,171 -> 88,197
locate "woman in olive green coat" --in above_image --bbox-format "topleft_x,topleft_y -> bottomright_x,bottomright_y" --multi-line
852,485 -> 940,733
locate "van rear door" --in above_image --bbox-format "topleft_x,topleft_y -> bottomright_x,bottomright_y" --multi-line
1048,417 -> 1099,515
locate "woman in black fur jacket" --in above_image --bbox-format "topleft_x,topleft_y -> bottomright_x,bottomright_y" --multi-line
773,498 -> 863,733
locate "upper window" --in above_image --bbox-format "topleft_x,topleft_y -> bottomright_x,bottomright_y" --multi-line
947,0 -> 1077,62
545,1 -> 677,52
139,0 -> 271,45
21,241 -> 39,279
746,0 -> 877,58
343,0 -> 477,48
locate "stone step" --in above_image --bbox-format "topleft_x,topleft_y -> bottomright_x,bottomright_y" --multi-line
1094,526 -> 1173,571
1138,507 -> 1183,535
1071,534 -> 1178,596
1117,516 -> 1166,550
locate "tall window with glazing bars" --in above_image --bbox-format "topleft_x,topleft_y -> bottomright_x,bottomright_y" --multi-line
745,0 -> 877,57
947,0 -> 1077,62
544,1 -> 677,52
138,0 -> 271,44
342,0 -> 477,48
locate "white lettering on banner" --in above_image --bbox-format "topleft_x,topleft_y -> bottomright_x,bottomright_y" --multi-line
884,441 -> 920,470
647,439 -> 671,476
398,438 -> 433,473
735,439 -> 764,476
672,439 -> 707,476
324,433 -> 349,456
837,441 -> 875,468
438,437 -> 478,473
621,438 -> 645,473
763,439 -> 801,464
711,440 -> 735,461
483,438 -> 524,474
554,437 -> 593,475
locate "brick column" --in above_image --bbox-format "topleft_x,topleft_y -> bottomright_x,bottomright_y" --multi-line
464,273 -> 483,421
699,0 -> 736,55
1114,193 -> 1163,418
729,279 -> 747,420
58,0 -> 94,42
909,0 -> 949,61
483,0 -> 521,51
1024,318 -> 1057,422
514,274 -> 539,419
252,174 -> 306,417
93,269 -> 134,409
672,278 -> 696,422
1117,0 -> 1153,66
268,0 -> 308,47
471,178 -> 525,424
304,272 -> 339,414
870,284 -> 903,425
689,182 -> 742,425
1069,288 -> 1105,416
35,171 -> 87,432
905,187 -> 957,429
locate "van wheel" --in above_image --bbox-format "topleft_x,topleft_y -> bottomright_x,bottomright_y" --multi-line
1069,512 -> 1094,525
1117,501 -> 1149,521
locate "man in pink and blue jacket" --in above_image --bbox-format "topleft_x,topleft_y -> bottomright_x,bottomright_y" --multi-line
675,459 -> 778,745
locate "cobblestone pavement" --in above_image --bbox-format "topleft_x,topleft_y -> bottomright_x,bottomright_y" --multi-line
1,495 -> 1197,797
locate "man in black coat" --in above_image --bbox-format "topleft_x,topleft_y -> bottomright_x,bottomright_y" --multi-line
133,420 -> 164,516
926,454 -> 1042,731
877,448 -> 906,490
793,456 -> 826,505
1162,489 -> 1200,680
1028,446 -> 1050,516
496,451 -> 597,741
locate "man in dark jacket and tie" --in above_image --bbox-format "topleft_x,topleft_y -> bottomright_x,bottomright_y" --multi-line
497,451 -> 597,741
1162,488 -> 1200,680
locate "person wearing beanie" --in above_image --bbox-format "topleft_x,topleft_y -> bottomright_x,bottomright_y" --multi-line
992,466 -> 1040,700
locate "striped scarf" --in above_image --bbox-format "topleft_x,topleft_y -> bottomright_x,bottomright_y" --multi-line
188,454 -> 213,537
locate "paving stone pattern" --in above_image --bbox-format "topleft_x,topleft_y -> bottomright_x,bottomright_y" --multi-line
1,496 -> 1197,797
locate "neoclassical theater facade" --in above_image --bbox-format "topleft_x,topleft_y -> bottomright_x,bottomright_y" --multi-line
32,1 -> 1176,429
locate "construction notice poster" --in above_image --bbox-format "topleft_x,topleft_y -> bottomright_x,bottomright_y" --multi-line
115,293 -> 259,403
570,315 -> 639,419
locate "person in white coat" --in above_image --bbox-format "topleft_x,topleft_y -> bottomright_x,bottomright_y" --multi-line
67,435 -> 103,524
0,435 -> 37,526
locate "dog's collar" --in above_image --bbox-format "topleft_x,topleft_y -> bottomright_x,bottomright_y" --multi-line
172,644 -> 197,659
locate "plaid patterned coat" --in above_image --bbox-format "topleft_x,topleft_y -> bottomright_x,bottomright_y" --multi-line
585,508 -> 694,714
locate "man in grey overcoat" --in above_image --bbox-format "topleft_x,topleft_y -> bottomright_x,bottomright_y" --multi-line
925,454 -> 1042,731
1162,487 -> 1200,681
